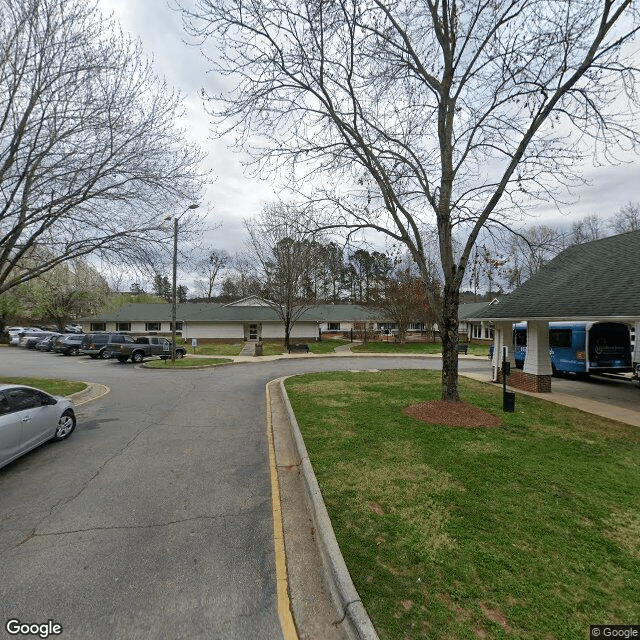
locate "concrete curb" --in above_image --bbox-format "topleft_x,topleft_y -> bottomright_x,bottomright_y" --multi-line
277,378 -> 379,640
67,382 -> 110,405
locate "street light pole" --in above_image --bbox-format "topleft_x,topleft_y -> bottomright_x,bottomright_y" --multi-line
167,203 -> 199,364
171,216 -> 178,364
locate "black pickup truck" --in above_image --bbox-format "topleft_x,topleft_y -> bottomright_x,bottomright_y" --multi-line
108,336 -> 187,363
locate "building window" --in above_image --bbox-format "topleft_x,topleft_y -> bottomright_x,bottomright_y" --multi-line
170,322 -> 183,331
90,322 -> 106,332
327,322 -> 341,331
116,323 -> 131,332
145,322 -> 161,332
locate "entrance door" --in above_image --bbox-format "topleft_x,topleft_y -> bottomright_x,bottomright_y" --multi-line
249,323 -> 259,341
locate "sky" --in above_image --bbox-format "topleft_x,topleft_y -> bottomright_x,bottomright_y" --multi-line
98,1 -> 639,263
98,0 -> 277,260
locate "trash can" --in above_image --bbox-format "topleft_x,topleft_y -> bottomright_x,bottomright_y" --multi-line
503,391 -> 515,412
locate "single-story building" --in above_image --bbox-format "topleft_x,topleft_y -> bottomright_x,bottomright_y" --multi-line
459,300 -> 499,343
472,231 -> 640,392
80,296 -> 388,342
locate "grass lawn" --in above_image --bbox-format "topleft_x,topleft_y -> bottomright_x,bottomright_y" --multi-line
284,370 -> 640,640
144,357 -> 232,368
352,341 -> 491,357
192,343 -> 244,356
0,376 -> 87,396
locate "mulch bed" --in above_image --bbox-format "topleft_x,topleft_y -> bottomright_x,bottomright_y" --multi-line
404,401 -> 501,428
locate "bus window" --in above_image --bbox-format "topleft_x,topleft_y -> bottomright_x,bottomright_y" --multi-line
549,329 -> 572,349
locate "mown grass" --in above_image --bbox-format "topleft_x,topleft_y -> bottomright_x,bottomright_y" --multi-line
144,357 -> 232,368
0,376 -> 87,396
284,370 -> 640,640
192,343 -> 244,356
352,341 -> 491,357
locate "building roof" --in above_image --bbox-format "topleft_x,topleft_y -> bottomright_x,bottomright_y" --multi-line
474,231 -> 640,321
459,300 -> 499,320
82,302 -> 386,324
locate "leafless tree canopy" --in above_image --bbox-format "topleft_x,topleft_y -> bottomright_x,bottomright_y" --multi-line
0,0 -> 207,294
183,0 -> 640,400
244,202 -> 326,347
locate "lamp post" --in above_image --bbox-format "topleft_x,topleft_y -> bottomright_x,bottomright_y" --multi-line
167,204 -> 199,364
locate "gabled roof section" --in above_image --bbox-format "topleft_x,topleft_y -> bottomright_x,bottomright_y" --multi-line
474,231 -> 640,321
223,296 -> 271,307
459,300 -> 499,320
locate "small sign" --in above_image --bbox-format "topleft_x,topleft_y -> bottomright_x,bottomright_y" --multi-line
191,338 -> 198,348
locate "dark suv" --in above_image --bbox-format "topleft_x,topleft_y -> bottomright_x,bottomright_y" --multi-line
54,334 -> 85,356
80,333 -> 135,359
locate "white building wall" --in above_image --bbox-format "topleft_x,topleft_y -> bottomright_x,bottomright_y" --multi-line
184,323 -> 243,340
261,322 -> 317,339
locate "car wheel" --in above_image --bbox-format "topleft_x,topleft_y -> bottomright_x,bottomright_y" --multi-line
71,347 -> 79,356
132,351 -> 144,363
53,410 -> 76,441
176,351 -> 185,359
98,349 -> 109,359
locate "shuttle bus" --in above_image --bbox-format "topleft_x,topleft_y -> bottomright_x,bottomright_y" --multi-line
513,322 -> 632,375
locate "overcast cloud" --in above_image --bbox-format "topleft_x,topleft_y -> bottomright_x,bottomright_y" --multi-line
98,1 -> 640,257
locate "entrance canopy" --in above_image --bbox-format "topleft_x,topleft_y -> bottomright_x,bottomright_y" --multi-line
474,231 -> 640,323
471,231 -> 640,391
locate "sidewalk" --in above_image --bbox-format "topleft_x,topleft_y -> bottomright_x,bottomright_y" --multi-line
461,370 -> 640,428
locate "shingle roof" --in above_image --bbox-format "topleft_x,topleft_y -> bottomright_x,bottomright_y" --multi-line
474,231 -> 640,321
82,302 -> 385,323
459,301 -> 499,320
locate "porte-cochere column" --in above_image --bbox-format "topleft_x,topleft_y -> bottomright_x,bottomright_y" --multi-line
518,320 -> 552,393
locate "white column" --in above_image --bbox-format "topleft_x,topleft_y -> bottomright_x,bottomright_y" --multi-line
491,321 -> 515,382
523,320 -> 552,376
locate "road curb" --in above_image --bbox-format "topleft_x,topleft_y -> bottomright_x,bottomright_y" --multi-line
277,378 -> 379,640
67,382 -> 110,405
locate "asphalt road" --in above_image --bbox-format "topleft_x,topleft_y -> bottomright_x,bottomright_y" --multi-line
0,349 -> 636,639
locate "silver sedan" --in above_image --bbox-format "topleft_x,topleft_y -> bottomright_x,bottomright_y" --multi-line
0,384 -> 76,470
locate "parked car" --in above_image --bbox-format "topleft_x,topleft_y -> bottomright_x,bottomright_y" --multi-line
9,327 -> 46,346
8,328 -> 26,346
0,384 -> 76,470
108,335 -> 187,363
19,331 -> 59,349
35,334 -> 62,352
53,334 -> 85,356
64,325 -> 83,334
79,332 -> 135,359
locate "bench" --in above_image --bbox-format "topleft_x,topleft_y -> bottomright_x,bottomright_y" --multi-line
288,343 -> 309,354
457,343 -> 469,355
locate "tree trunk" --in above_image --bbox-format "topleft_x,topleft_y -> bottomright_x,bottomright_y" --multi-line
440,284 -> 460,403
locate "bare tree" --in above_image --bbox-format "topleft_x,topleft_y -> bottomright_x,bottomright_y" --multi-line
194,249 -> 230,301
183,0 -> 640,401
0,0 -> 207,295
610,202 -> 640,233
567,215 -> 607,246
373,268 -> 439,343
244,202 -> 324,348
503,225 -> 564,288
